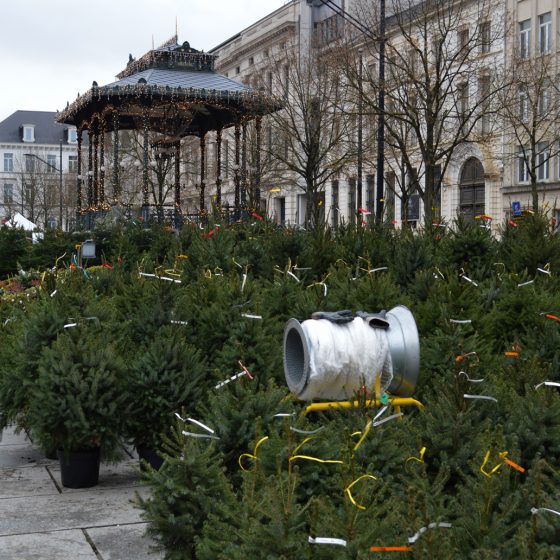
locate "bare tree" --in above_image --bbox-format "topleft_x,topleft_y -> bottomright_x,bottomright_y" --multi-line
15,156 -> 58,228
263,43 -> 355,229
119,131 -> 177,222
344,0 -> 506,228
498,52 -> 560,213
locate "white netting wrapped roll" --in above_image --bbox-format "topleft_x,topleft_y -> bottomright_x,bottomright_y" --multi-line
284,317 -> 392,401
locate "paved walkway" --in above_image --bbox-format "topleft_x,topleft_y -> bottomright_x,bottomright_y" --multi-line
0,427 -> 163,559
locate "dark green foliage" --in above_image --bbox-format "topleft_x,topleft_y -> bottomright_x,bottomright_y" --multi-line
0,295 -> 68,429
0,226 -> 28,278
499,214 -> 560,275
2,217 -> 560,558
29,328 -> 126,453
124,328 -> 207,449
136,425 -> 236,560
198,381 -> 293,482
19,230 -> 76,272
437,216 -> 498,277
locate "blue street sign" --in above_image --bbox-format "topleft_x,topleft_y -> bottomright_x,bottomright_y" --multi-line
512,201 -> 521,216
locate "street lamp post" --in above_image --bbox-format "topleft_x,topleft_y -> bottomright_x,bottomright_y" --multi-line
375,0 -> 386,224
24,147 -> 65,230
59,141 -> 63,229
357,48 -> 363,222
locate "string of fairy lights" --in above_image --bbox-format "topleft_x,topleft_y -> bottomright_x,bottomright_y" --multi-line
60,41 -> 282,222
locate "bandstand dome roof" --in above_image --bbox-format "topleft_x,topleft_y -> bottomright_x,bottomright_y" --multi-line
105,67 -> 248,93
57,38 -> 281,138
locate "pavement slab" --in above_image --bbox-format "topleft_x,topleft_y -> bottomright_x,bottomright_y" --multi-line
87,523 -> 164,560
0,426 -> 31,446
0,443 -> 52,468
48,460 -> 142,494
0,486 -> 148,536
0,465 -> 59,499
0,529 -> 98,559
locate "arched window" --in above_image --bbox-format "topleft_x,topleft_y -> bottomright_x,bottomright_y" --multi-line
459,157 -> 485,221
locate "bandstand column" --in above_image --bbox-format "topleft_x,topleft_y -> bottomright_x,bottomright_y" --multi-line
93,120 -> 99,207
255,116 -> 262,211
199,133 -> 206,214
87,127 -> 93,210
112,111 -> 120,200
216,128 -> 222,209
241,122 -> 247,209
99,117 -> 106,206
174,141 -> 181,228
76,128 -> 83,221
234,123 -> 241,217
142,110 -> 150,222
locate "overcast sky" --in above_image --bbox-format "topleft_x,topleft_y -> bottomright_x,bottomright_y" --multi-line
0,0 -> 285,122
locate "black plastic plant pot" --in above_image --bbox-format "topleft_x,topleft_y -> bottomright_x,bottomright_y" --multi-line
57,448 -> 101,488
136,444 -> 164,471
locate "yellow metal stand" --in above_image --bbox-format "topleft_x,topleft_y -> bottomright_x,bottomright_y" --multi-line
303,397 -> 423,416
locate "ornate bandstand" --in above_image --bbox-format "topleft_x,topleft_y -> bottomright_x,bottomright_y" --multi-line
57,37 -> 281,226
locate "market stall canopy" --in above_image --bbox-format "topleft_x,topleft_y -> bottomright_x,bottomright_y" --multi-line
3,212 -> 38,231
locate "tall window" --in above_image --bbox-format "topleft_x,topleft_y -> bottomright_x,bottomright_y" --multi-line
383,172 -> 395,223
348,177 -> 356,224
459,158 -> 485,221
3,153 -> 13,172
537,142 -> 550,180
3,183 -> 13,204
366,174 -> 375,213
517,147 -> 529,183
458,28 -> 469,50
480,21 -> 491,53
22,125 -> 35,142
433,165 -> 442,220
275,197 -> 285,226
479,75 -> 491,134
458,82 -> 469,131
539,12 -> 552,53
538,80 -> 551,116
47,154 -> 57,172
68,155 -> 78,173
519,19 -> 531,58
331,179 -> 339,228
25,155 -> 35,173
518,86 -> 529,121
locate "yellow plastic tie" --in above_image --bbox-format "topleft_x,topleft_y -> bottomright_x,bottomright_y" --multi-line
290,455 -> 344,464
480,450 -> 504,478
238,436 -> 269,471
289,437 -> 342,464
345,474 -> 378,510
406,446 -> 426,465
353,420 -> 372,452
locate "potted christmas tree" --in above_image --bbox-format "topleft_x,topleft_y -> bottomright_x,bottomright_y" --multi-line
29,328 -> 126,488
123,327 -> 207,470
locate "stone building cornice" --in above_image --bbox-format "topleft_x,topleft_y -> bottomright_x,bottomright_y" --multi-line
215,22 -> 297,71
